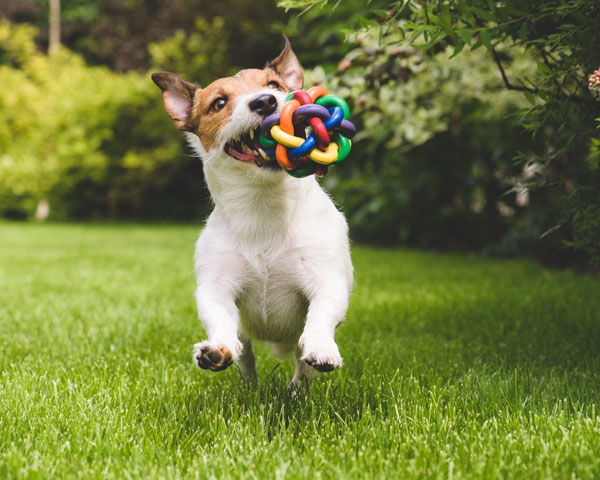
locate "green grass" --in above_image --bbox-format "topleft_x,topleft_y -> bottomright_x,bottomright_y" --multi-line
1,222 -> 599,479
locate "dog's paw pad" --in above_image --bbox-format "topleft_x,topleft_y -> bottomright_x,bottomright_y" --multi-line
302,352 -> 342,373
194,343 -> 233,372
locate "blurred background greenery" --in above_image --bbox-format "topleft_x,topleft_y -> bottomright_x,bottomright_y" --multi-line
1,0 -> 599,268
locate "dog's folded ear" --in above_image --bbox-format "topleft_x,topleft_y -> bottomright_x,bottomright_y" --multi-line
267,35 -> 303,91
151,72 -> 199,131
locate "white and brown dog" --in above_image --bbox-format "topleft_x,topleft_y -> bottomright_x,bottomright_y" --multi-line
152,37 -> 353,386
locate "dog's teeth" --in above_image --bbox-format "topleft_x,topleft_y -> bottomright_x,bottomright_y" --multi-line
258,148 -> 268,160
242,144 -> 253,155
249,129 -> 254,140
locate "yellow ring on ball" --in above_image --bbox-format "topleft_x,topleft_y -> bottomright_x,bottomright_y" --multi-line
270,125 -> 339,165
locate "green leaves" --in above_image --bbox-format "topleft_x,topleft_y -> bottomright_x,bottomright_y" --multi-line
0,21 -> 185,220
479,28 -> 493,53
524,90 -> 536,105
536,60 -> 552,75
283,0 -> 600,265
457,0 -> 476,27
457,28 -> 472,45
471,6 -> 496,23
450,40 -> 465,58
518,21 -> 529,41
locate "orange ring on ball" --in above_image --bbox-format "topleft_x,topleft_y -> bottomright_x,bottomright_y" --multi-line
276,99 -> 306,170
276,144 -> 306,170
307,86 -> 329,102
280,99 -> 300,135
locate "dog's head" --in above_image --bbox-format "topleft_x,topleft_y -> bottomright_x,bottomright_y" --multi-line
152,36 -> 303,173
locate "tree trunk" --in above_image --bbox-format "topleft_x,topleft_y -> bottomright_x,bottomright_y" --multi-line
48,0 -> 60,56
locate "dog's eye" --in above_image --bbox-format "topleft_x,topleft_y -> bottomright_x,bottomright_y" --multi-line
211,97 -> 227,112
267,81 -> 280,90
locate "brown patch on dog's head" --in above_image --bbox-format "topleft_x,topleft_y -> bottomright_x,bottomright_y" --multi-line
190,69 -> 289,150
152,36 -> 304,154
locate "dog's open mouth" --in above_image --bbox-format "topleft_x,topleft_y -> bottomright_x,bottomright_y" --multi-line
225,127 -> 280,169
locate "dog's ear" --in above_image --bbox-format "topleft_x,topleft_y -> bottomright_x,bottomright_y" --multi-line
267,35 -> 303,91
151,72 -> 199,131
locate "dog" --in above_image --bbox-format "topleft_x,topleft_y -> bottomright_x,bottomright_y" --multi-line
152,36 -> 353,386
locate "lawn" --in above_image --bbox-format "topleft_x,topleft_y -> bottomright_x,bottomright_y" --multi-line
1,221 -> 599,479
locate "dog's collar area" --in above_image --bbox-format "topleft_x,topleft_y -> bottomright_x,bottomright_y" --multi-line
225,127 -> 280,170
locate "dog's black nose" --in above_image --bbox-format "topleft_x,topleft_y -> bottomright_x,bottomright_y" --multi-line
249,94 -> 277,116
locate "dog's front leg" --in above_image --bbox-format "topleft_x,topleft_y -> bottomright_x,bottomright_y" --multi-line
193,258 -> 244,374
299,274 -> 351,374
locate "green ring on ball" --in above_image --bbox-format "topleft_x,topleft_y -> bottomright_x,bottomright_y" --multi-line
315,95 -> 350,119
259,132 -> 276,149
333,134 -> 351,164
288,162 -> 316,177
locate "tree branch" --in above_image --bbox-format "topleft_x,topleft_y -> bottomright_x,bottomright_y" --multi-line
48,0 -> 61,56
491,48 -> 538,93
491,47 -> 593,105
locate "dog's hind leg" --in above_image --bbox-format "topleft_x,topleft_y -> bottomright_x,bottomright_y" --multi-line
237,337 -> 257,381
289,345 -> 318,389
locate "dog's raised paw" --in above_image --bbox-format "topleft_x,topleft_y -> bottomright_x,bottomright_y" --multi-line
299,334 -> 343,373
194,342 -> 233,372
301,351 -> 343,373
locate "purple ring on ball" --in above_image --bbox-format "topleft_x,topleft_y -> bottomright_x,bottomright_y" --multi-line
294,105 -> 355,138
262,113 -> 281,139
338,119 -> 356,138
292,104 -> 330,124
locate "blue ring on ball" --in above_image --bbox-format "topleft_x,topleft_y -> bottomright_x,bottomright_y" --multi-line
323,106 -> 344,131
288,107 -> 345,158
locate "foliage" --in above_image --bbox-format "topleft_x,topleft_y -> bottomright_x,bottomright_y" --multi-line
2,222 -> 600,477
283,0 -> 600,266
276,0 -> 391,68
0,20 -> 209,220
2,1 -> 599,266
402,0 -> 600,265
148,17 -> 235,86
4,0 -> 288,72
304,29 -> 547,254
144,1 -> 382,84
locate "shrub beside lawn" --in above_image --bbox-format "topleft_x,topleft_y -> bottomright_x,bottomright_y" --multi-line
0,222 -> 599,478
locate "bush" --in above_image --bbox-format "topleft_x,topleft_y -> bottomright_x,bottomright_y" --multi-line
305,31 -> 545,254
0,20 -> 210,220
284,0 -> 600,266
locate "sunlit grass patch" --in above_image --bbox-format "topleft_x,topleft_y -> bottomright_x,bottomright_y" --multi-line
1,222 -> 599,479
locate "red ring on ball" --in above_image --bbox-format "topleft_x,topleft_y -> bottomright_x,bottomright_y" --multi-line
292,90 -> 329,150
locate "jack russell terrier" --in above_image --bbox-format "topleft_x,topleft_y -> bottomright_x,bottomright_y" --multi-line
152,36 -> 353,386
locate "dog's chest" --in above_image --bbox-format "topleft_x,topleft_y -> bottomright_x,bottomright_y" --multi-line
236,251 -> 308,343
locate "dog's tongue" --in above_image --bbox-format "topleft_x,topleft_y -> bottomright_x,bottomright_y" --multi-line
226,144 -> 257,162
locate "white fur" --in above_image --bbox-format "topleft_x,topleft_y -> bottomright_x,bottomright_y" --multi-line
188,88 -> 353,385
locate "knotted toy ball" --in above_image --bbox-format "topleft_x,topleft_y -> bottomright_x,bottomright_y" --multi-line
259,86 -> 356,178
